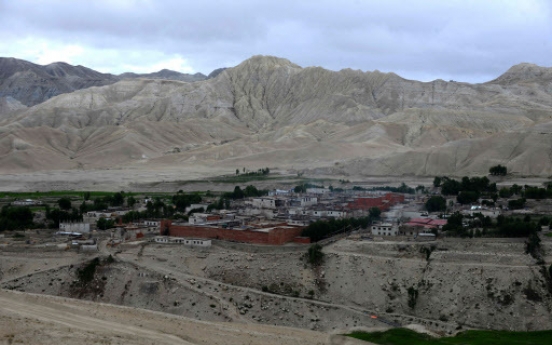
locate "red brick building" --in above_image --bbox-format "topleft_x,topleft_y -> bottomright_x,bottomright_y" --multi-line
160,220 -> 309,245
347,193 -> 405,211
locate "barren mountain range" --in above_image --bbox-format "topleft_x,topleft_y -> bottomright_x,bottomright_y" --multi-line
0,55 -> 551,177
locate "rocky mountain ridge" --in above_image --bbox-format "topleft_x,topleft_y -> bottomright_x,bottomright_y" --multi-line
0,55 -> 551,176
0,57 -> 221,111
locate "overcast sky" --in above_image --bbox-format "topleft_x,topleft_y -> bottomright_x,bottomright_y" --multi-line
0,0 -> 550,82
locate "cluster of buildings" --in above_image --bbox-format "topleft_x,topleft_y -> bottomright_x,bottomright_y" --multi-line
160,191 -> 410,245
53,189 -> 459,246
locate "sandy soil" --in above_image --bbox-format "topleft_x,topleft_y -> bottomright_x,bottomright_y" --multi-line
0,289 -> 332,345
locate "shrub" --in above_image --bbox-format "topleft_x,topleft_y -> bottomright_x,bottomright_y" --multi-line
306,244 -> 324,266
77,257 -> 100,284
407,286 -> 419,309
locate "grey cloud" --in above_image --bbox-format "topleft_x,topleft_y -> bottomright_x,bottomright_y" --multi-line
0,0 -> 550,82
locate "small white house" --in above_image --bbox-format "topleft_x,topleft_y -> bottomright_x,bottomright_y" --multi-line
154,236 -> 211,247
13,199 -> 42,206
143,220 -> 160,227
60,222 -> 90,233
251,198 -> 285,209
371,223 -> 399,236
185,203 -> 210,213
306,188 -> 329,195
326,210 -> 347,218
290,197 -> 318,207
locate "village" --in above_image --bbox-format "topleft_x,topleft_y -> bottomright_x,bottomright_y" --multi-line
3,178 -> 551,253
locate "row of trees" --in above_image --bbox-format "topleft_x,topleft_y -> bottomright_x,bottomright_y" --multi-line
432,176 -> 500,206
489,164 -> 507,176
236,167 -> 270,175
442,212 -> 543,238
352,183 -> 417,194
223,185 -> 267,199
499,184 -> 552,200
0,205 -> 34,231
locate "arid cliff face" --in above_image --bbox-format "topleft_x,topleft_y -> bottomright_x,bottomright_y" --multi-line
0,55 -> 551,176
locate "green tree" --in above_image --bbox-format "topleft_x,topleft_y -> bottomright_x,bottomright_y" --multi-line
294,184 -> 306,193
441,178 -> 462,195
499,187 -> 512,198
369,207 -> 381,219
433,176 -> 442,187
111,192 -> 125,207
83,192 -> 91,201
79,201 -> 88,214
96,217 -> 115,230
127,196 -> 137,208
508,198 -> 526,210
57,197 -> 72,210
425,196 -> 446,212
306,244 -> 324,266
0,205 -> 34,231
456,191 -> 480,204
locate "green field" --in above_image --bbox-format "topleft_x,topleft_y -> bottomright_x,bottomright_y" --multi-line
347,328 -> 552,345
0,191 -> 120,199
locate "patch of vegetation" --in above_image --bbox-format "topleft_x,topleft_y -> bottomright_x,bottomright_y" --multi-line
306,244 -> 324,267
425,196 -> 446,212
525,232 -> 542,261
489,164 -> 508,176
77,257 -> 101,284
222,185 -> 268,199
210,173 -> 283,184
523,283 -> 542,302
0,205 -> 34,231
96,217 -> 115,230
301,216 -> 373,242
347,328 -> 552,345
407,286 -> 418,309
352,183 -> 416,194
420,245 -> 435,261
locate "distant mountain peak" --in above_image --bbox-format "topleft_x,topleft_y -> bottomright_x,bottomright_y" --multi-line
238,55 -> 302,69
492,62 -> 552,84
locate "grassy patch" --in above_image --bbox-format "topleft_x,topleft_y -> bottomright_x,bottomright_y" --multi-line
208,174 -> 287,184
0,191 -> 132,199
347,328 -> 552,345
544,232 -> 552,238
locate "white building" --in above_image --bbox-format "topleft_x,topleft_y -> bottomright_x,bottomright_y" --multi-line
251,197 -> 285,209
13,199 -> 42,206
60,222 -> 90,233
154,236 -> 211,247
268,189 -> 292,196
371,223 -> 399,236
143,220 -> 160,227
326,210 -> 347,218
306,188 -> 329,195
185,203 -> 210,213
290,197 -> 318,207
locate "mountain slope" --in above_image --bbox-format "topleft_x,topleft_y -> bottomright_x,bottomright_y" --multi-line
0,57 -> 119,108
119,69 -> 207,82
1,55 -> 551,176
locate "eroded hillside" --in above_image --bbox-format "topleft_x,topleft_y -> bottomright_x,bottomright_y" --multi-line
3,237 -> 551,333
1,55 -> 552,176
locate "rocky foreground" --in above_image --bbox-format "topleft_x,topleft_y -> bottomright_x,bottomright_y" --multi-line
2,236 -> 551,341
0,289 -> 333,345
